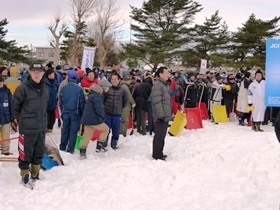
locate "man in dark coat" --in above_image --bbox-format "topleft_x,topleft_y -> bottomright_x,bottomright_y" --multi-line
59,70 -> 86,154
103,72 -> 128,150
12,63 -> 49,186
80,84 -> 109,158
133,76 -> 153,135
151,67 -> 172,160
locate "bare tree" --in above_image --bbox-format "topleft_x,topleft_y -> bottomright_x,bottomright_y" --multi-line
67,0 -> 100,66
48,11 -> 68,67
90,0 -> 124,69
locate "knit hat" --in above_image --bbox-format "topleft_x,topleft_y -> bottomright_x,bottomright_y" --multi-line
99,79 -> 112,90
123,76 -> 132,81
210,74 -> 216,80
215,74 -> 222,81
122,71 -> 130,78
0,75 -> 4,82
68,70 -> 78,80
227,74 -> 235,80
235,73 -> 242,80
188,71 -> 196,78
244,72 -> 251,78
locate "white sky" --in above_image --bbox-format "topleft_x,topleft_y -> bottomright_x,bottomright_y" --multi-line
2,0 -> 280,46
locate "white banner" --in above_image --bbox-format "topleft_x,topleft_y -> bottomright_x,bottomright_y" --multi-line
200,59 -> 207,74
81,46 -> 96,71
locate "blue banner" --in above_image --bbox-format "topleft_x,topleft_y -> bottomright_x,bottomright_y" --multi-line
265,39 -> 280,107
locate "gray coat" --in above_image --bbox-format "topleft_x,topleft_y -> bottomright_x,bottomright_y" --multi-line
151,79 -> 173,122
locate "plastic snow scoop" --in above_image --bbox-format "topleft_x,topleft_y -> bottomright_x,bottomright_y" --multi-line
5,81 -> 20,95
196,102 -> 208,120
184,108 -> 203,130
75,135 -> 84,150
41,154 -> 58,170
229,99 -> 237,122
91,129 -> 101,141
212,104 -> 228,123
168,111 -> 187,136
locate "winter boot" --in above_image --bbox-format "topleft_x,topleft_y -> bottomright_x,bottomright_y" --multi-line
20,169 -> 30,184
255,122 -> 264,132
95,141 -> 103,153
111,138 -> 119,150
30,165 -> 40,181
79,148 -> 87,159
238,117 -> 246,126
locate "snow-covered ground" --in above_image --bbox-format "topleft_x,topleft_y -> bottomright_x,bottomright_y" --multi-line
1,120 -> 279,210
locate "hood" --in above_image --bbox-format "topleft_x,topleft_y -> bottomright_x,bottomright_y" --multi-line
90,83 -> 103,94
144,76 -> 153,85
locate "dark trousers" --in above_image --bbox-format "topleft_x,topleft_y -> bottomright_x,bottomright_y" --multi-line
47,110 -> 56,130
103,114 -> 121,149
147,101 -> 154,134
18,133 -> 45,170
152,122 -> 168,159
60,114 -> 81,153
136,108 -> 146,134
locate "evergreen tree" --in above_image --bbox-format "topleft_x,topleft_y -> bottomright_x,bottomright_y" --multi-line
182,11 -> 230,69
228,14 -> 280,71
121,0 -> 202,71
0,18 -> 31,64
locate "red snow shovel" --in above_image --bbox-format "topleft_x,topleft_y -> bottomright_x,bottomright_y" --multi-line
184,108 -> 203,130
91,129 -> 101,141
196,102 -> 208,120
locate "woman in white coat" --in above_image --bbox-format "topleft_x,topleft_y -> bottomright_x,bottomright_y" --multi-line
248,70 -> 266,131
236,72 -> 252,126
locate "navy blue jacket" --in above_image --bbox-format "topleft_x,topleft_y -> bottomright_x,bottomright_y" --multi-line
59,79 -> 86,117
0,85 -> 12,124
81,84 -> 105,125
44,77 -> 58,110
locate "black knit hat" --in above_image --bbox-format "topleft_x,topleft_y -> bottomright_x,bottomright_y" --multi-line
244,72 -> 251,78
216,74 -> 222,81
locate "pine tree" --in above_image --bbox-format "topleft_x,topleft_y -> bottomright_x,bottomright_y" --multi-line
0,18 -> 31,64
121,0 -> 202,71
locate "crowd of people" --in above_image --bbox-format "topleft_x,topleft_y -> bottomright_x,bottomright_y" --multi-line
1,62 -> 280,187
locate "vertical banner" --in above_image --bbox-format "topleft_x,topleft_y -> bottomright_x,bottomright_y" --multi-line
81,46 -> 96,71
265,39 -> 280,107
200,59 -> 207,74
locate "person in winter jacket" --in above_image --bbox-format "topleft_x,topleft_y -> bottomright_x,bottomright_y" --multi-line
59,70 -> 86,153
81,70 -> 99,89
151,67 -> 172,161
103,72 -> 129,150
79,84 -> 109,158
184,71 -> 199,108
223,74 -> 239,117
0,76 -> 13,155
120,72 -> 135,137
248,70 -> 266,131
208,74 -> 230,121
236,72 -> 252,126
44,69 -> 58,132
12,63 -> 49,186
132,76 -> 153,135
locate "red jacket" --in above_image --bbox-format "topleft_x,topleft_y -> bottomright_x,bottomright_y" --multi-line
81,77 -> 99,88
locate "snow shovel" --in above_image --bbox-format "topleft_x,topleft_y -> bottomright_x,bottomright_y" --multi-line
75,135 -> 84,150
168,111 -> 187,136
212,104 -> 228,123
196,102 -> 208,120
183,85 -> 203,130
91,129 -> 101,141
130,108 -> 135,135
229,99 -> 237,122
184,108 -> 203,130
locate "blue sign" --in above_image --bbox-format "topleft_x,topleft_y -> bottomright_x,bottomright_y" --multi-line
265,39 -> 280,107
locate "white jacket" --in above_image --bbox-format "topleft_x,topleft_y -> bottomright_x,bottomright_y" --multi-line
248,79 -> 266,122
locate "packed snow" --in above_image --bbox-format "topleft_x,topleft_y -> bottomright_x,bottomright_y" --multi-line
0,120 -> 279,210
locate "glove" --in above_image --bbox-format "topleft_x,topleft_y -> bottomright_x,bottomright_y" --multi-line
224,85 -> 231,91
11,119 -> 18,132
132,103 -> 136,108
246,104 -> 254,111
157,117 -> 165,123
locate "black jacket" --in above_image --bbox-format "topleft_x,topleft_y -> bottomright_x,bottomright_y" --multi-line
12,75 -> 49,134
104,84 -> 128,116
133,77 -> 153,112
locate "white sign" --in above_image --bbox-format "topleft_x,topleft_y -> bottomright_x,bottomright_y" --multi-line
200,59 -> 207,74
81,46 -> 96,71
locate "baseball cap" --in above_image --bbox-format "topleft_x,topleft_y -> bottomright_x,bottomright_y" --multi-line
29,63 -> 44,72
